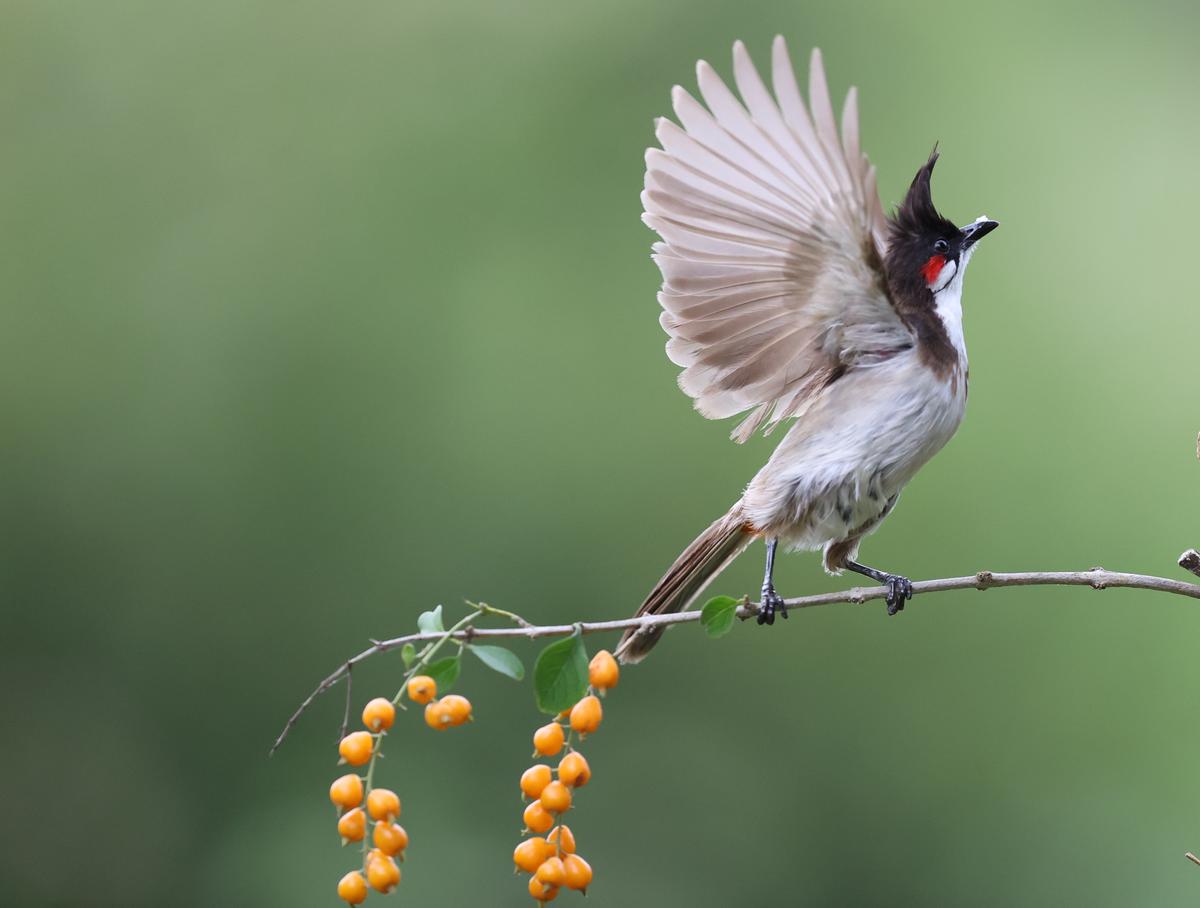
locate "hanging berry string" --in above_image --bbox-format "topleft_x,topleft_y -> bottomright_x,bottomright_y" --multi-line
513,649 -> 617,902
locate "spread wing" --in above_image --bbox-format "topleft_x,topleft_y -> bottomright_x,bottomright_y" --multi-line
642,37 -> 911,442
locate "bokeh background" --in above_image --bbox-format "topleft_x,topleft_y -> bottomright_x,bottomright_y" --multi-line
5,0 -> 1200,904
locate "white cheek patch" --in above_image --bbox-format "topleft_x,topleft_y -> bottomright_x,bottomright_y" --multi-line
931,258 -> 957,293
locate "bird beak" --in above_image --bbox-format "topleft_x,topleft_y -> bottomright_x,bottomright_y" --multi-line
959,217 -> 999,249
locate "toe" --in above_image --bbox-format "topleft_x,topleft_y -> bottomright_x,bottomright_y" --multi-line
884,578 -> 903,615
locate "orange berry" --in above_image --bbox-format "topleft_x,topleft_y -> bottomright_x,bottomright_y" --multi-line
568,696 -> 602,736
361,697 -> 395,732
520,764 -> 552,799
536,855 -> 566,886
547,824 -> 576,854
539,780 -> 572,814
373,821 -> 409,856
523,800 -> 556,834
424,699 -> 453,730
532,722 -> 565,757
557,751 -> 591,788
407,675 -> 437,705
367,852 -> 401,893
440,694 -> 472,726
514,837 -> 551,873
337,870 -> 368,905
337,807 -> 366,843
529,877 -> 560,902
329,774 -> 364,810
588,650 -> 620,690
366,788 -> 400,821
562,854 -> 593,892
339,731 -> 374,766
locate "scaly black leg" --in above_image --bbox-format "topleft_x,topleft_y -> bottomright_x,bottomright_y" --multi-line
757,537 -> 788,625
845,560 -> 912,616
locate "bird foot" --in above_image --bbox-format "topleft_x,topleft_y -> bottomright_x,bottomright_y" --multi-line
756,585 -> 788,625
882,574 -> 912,615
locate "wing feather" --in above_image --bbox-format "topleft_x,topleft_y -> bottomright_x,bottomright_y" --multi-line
732,41 -> 822,190
806,49 -> 848,185
659,285 -> 795,321
644,38 -> 908,441
653,124 -> 805,224
645,217 -> 791,260
695,63 -> 819,207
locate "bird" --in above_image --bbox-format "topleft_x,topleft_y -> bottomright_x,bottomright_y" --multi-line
615,37 -> 998,664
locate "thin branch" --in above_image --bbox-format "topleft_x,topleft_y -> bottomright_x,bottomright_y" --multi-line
1187,852 -> 1200,867
337,661 -> 353,742
271,566 -> 1200,754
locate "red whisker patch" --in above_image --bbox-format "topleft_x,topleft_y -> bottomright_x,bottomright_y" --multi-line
921,254 -> 946,285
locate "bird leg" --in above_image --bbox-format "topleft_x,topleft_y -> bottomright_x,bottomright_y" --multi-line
845,560 -> 912,615
757,537 -> 788,625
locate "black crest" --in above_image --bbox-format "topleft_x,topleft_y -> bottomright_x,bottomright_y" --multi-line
884,148 -> 960,305
888,148 -> 958,246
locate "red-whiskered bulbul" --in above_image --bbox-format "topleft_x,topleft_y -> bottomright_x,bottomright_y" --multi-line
616,37 -> 998,663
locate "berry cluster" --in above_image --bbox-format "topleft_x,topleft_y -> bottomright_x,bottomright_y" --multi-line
331,676 -> 473,904
513,650 -> 619,901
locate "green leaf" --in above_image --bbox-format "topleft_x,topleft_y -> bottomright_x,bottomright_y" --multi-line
417,605 -> 444,634
700,595 -> 739,639
468,644 -> 525,681
425,656 -> 460,692
400,643 -> 416,669
533,632 -> 589,715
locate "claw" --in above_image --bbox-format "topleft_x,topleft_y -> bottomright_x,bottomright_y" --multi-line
757,586 -> 787,625
884,574 -> 912,616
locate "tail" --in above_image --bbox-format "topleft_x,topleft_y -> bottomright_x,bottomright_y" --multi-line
615,501 -> 755,664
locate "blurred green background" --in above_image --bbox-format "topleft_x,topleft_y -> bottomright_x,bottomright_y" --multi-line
4,0 -> 1199,904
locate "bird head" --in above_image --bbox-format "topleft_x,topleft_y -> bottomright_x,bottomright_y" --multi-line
886,149 -> 998,300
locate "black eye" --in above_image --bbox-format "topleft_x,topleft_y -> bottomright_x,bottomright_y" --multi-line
933,239 -> 949,254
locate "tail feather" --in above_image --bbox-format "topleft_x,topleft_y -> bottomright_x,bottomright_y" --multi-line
616,501 -> 754,664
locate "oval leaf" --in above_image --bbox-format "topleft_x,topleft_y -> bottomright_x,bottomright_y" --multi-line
400,643 -> 417,669
533,633 -> 589,715
425,656 -> 460,692
417,605 -> 444,634
700,595 -> 738,639
468,644 -> 525,681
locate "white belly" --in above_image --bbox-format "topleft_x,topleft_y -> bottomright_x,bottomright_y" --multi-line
741,349 -> 966,549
